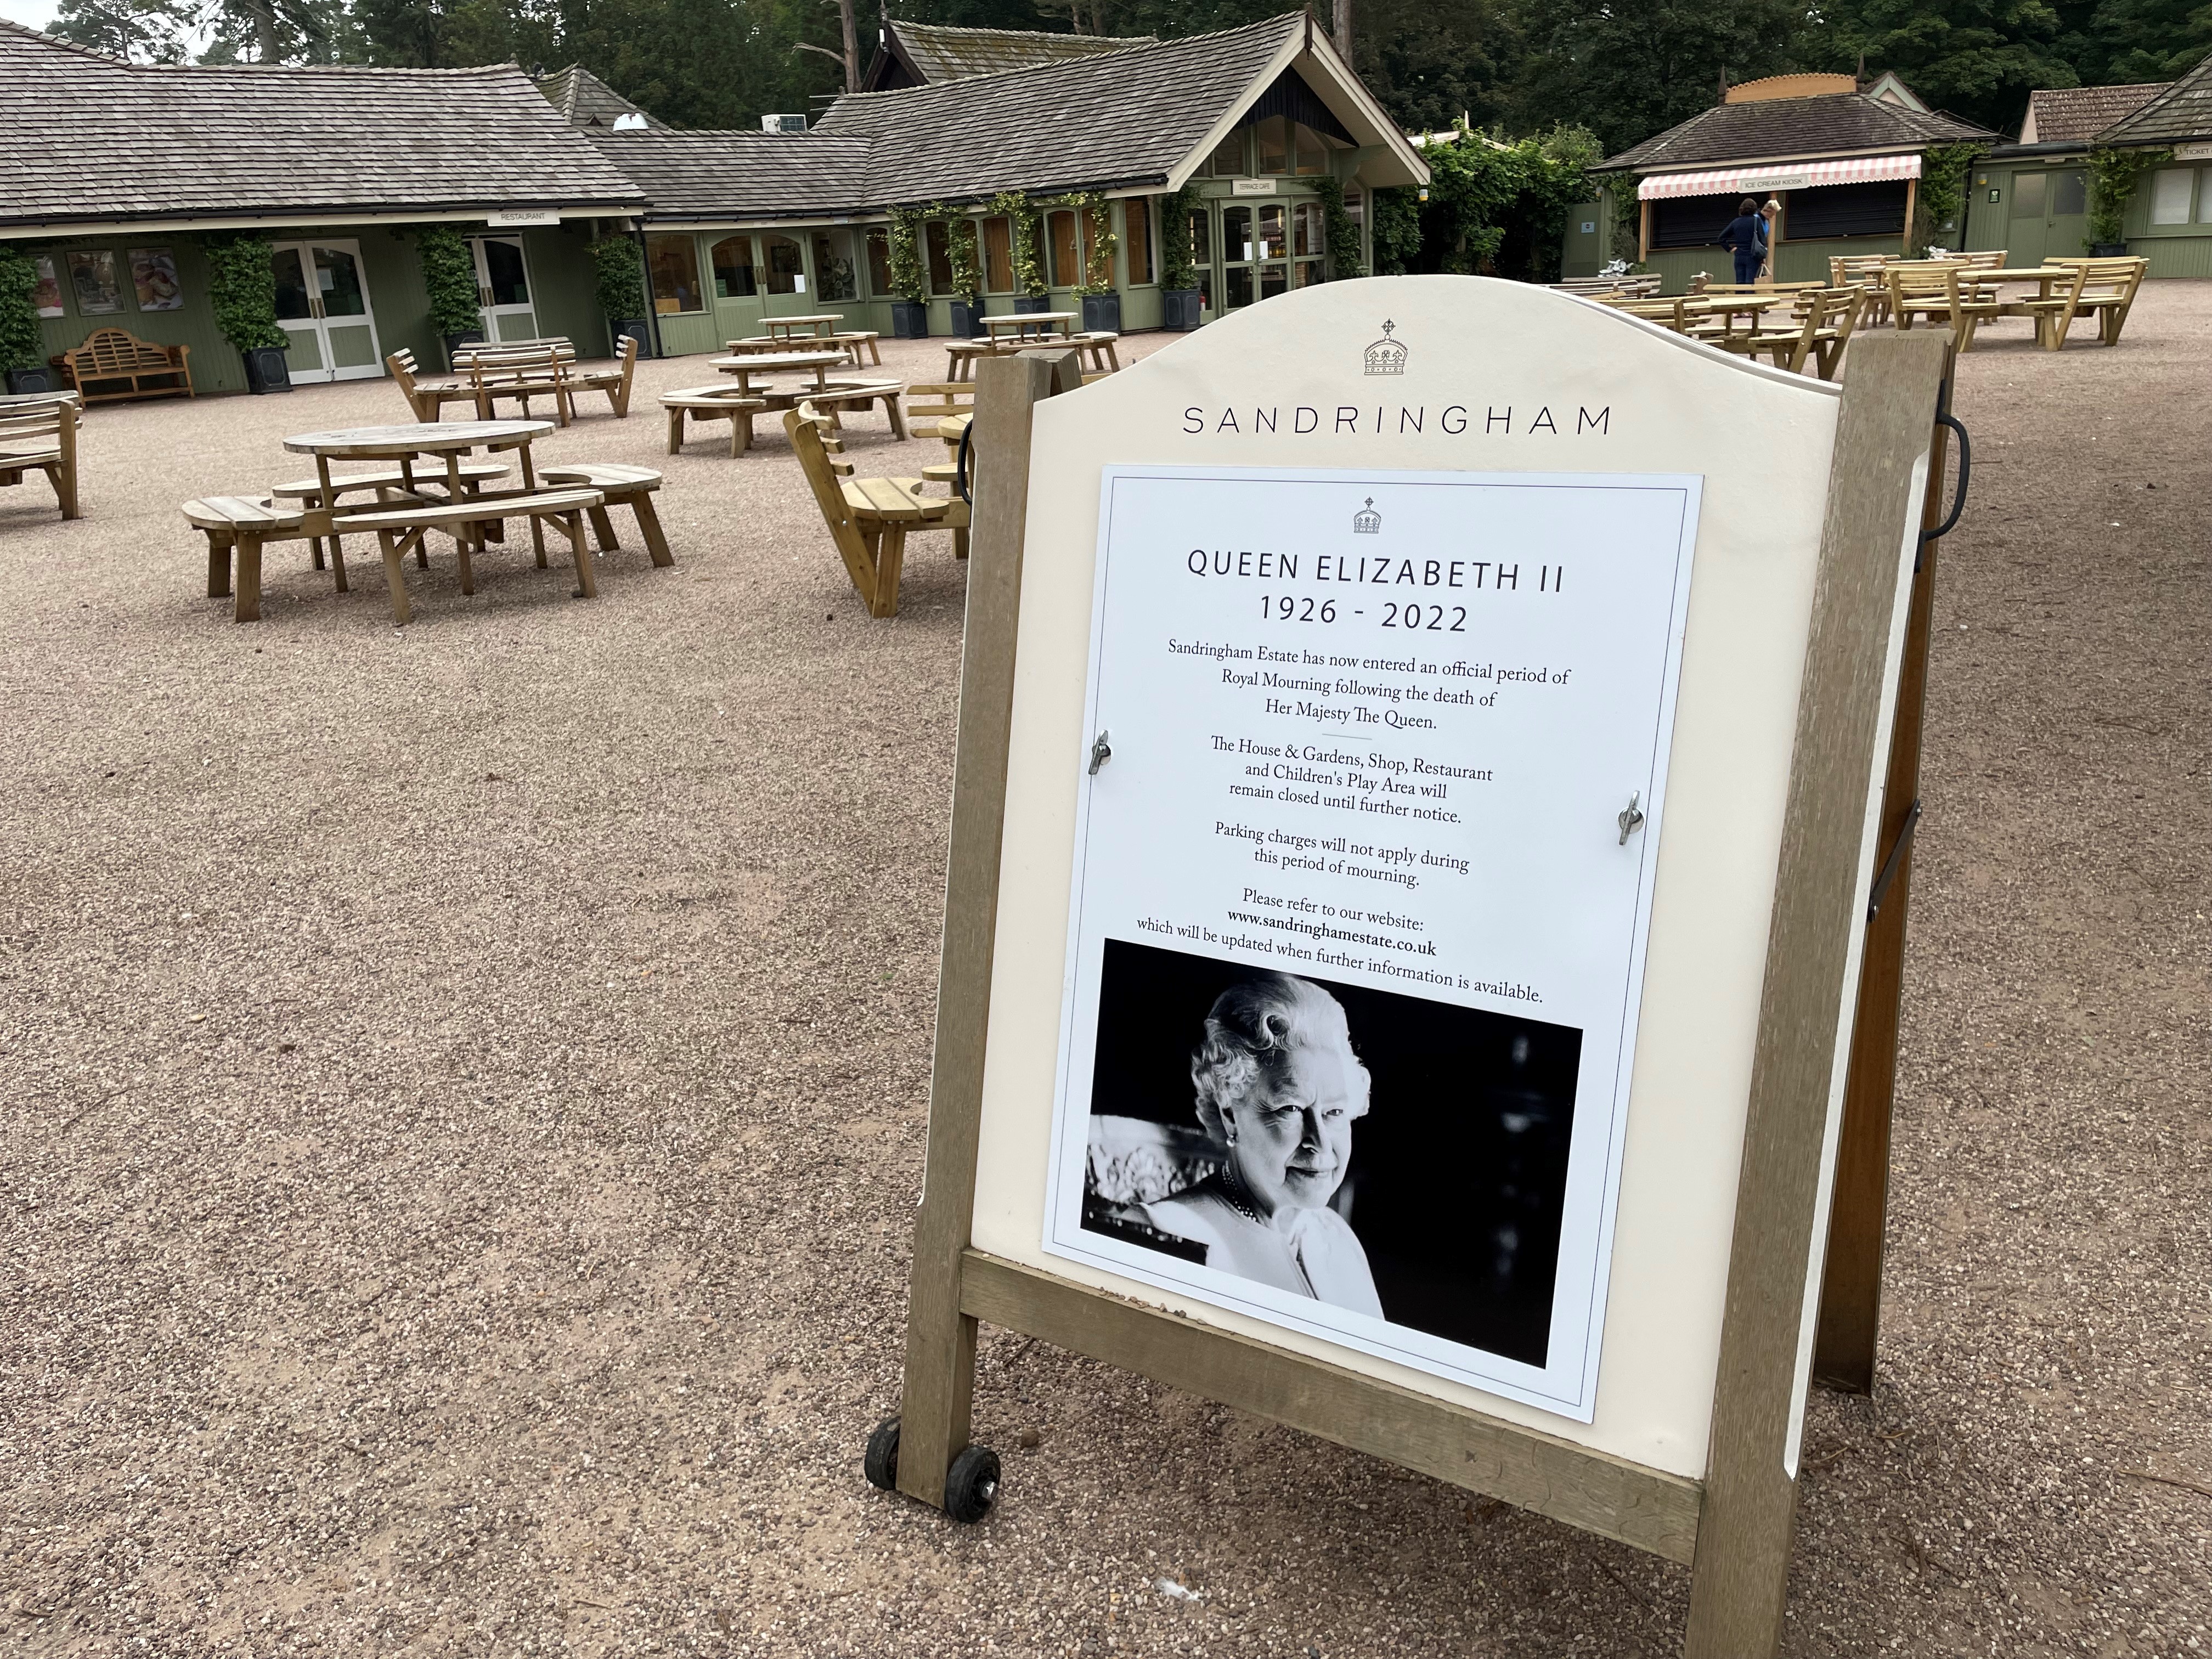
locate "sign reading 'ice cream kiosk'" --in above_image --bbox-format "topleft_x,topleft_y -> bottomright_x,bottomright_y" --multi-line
1041,465 -> 1700,1420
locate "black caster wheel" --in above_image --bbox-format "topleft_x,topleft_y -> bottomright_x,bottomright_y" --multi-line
864,1417 -> 900,1492
944,1443 -> 1001,1525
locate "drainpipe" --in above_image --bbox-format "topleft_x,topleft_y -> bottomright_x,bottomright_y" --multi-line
629,220 -> 663,359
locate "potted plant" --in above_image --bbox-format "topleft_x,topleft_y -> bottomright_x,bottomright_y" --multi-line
1075,194 -> 1121,333
1158,184 -> 1202,331
946,216 -> 983,338
887,208 -> 930,338
590,236 -> 653,358
0,246 -> 54,393
420,224 -> 487,367
201,231 -> 292,394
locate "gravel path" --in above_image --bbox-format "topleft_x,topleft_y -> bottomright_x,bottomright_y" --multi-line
2,300 -> 2205,1658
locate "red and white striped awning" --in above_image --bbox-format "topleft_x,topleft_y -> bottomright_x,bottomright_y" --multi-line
1638,154 -> 1922,199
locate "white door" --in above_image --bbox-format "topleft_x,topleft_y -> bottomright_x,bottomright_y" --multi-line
470,235 -> 540,342
270,240 -> 383,383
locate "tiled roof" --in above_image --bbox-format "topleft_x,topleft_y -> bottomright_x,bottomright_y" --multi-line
0,17 -> 642,229
1601,89 -> 1991,172
885,18 -> 1154,83
537,63 -> 664,129
819,14 -> 1305,202
2095,49 -> 2212,144
2021,82 -> 2166,143
584,129 -> 874,219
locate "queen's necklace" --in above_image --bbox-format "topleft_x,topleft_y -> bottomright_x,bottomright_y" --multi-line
1218,1160 -> 1268,1226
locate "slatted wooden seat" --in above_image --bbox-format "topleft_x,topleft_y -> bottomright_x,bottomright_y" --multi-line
1553,273 -> 1662,297
2029,257 -> 2148,349
537,462 -> 673,568
1605,296 -> 1692,332
385,349 -> 476,421
330,487 -> 606,624
0,394 -> 81,521
906,382 -> 975,426
828,330 -> 882,367
1827,255 -> 1897,325
663,386 -> 766,456
787,403 -> 966,618
54,329 -> 191,403
183,495 -> 313,623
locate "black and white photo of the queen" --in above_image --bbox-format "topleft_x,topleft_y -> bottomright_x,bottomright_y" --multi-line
1081,939 -> 1582,1369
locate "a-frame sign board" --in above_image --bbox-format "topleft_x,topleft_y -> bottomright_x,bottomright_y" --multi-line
876,277 -> 1950,1657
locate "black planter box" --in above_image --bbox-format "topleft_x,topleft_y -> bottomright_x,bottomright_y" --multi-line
890,301 -> 930,339
611,318 -> 653,358
5,365 -> 58,395
442,329 -> 486,370
949,300 -> 982,339
1013,294 -> 1051,314
242,346 -> 292,394
2090,241 -> 2129,257
1160,289 -> 1203,332
1080,292 -> 1122,334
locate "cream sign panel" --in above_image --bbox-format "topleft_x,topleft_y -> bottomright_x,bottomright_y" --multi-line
1041,467 -> 1699,1418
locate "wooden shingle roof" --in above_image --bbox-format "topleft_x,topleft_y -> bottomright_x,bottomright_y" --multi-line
0,18 -> 642,230
1601,89 -> 1991,173
2019,83 -> 2168,144
536,63 -> 664,129
883,19 -> 1154,84
2094,50 -> 2212,145
606,13 -> 1426,221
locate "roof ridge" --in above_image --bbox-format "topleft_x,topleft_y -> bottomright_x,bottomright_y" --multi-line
831,12 -> 1301,105
0,14 -> 135,63
889,16 -> 1152,44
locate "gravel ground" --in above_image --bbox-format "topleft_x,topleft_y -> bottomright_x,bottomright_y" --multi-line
1,298 -> 2205,1659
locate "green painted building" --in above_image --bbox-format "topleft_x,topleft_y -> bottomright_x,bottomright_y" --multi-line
591,14 -> 1427,354
1589,73 -> 1993,294
1961,56 -> 2212,275
0,18 -> 643,394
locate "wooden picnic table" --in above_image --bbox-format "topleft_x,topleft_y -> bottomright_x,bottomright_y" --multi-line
283,419 -> 552,505
709,351 -> 845,394
979,312 -> 1075,341
761,314 -> 844,341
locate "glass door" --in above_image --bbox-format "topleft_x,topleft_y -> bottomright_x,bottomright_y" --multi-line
759,233 -> 811,319
270,239 -> 382,383
1221,203 -> 1255,310
469,235 -> 538,342
709,234 -> 765,343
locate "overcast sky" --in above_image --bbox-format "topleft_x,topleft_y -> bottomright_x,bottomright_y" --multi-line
2,0 -> 64,30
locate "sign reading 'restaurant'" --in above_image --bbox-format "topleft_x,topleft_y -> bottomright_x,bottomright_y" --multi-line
1041,464 -> 1701,1420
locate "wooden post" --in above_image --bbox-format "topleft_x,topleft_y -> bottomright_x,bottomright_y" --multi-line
1903,173 -> 1921,255
1683,331 -> 1948,1658
1813,353 -> 1957,1392
1639,196 -> 1652,264
895,351 -> 1069,1508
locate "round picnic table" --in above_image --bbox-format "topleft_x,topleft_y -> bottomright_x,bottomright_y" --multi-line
284,420 -> 557,576
708,351 -> 845,394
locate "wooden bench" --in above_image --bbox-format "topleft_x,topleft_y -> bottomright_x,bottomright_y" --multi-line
53,328 -> 191,403
1718,287 -> 1863,379
568,334 -> 640,416
1553,274 -> 1662,298
906,382 -> 975,426
537,463 -> 673,568
330,487 -> 607,624
386,349 -> 477,421
829,330 -> 882,367
2031,257 -> 2148,349
788,402 -> 965,618
1886,264 -> 2002,352
663,386 -> 766,456
183,495 -> 316,623
811,378 -> 910,439
0,393 -> 81,521
465,343 -> 574,425
1067,331 -> 1122,373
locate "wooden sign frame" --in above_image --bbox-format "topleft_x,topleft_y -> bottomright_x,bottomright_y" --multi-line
875,315 -> 1952,1659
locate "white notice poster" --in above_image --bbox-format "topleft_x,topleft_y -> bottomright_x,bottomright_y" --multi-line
1042,466 -> 1702,1420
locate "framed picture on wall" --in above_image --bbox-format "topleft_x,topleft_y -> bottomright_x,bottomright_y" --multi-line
130,247 -> 184,311
67,251 -> 123,315
32,256 -> 65,318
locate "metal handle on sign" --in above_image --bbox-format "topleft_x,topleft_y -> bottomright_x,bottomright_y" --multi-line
956,422 -> 973,505
1920,411 -> 1970,546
